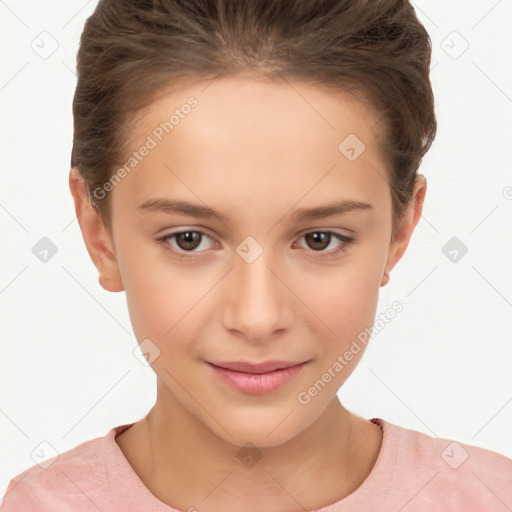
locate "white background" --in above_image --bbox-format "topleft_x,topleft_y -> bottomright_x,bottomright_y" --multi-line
1,0 -> 511,497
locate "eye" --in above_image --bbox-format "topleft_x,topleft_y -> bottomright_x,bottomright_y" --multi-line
156,229 -> 217,258
295,230 -> 355,259
156,229 -> 355,259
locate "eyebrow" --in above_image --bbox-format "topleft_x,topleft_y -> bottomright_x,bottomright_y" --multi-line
137,198 -> 373,224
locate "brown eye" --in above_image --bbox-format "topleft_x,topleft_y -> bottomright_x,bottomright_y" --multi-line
297,230 -> 355,259
157,229 -> 217,257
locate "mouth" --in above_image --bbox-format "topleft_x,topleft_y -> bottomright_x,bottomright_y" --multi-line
204,360 -> 310,395
205,360 -> 309,373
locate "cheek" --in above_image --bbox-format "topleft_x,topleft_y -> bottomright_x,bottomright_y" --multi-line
118,243 -> 210,346
296,256 -> 382,389
303,260 -> 380,334
296,272 -> 379,403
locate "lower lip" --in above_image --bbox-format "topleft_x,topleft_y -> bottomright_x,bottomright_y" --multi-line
205,361 -> 309,395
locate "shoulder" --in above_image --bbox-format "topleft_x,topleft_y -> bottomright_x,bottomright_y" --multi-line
1,425 -> 130,512
375,418 -> 512,510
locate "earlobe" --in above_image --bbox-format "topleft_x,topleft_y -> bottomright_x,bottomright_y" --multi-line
68,168 -> 125,293
380,270 -> 390,287
383,174 -> 427,278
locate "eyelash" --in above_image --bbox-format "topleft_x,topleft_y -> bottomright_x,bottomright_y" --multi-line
156,229 -> 355,260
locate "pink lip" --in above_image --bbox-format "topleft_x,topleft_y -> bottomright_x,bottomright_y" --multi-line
205,360 -> 309,395
207,360 -> 307,373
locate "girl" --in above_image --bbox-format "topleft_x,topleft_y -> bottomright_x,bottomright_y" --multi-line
3,0 -> 511,510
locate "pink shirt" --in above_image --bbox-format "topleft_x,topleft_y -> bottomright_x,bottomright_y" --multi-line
2,417 -> 511,511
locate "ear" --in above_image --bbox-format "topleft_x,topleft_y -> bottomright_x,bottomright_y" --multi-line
68,168 -> 124,292
382,174 -> 427,282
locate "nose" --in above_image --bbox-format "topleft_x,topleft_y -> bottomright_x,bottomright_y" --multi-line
222,247 -> 292,343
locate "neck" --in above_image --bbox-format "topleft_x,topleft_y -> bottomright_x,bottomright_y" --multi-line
120,378 -> 381,512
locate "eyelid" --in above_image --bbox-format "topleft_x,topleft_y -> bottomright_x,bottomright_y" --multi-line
296,225 -> 353,238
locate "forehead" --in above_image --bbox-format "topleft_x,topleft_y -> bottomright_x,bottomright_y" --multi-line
135,76 -> 382,151
114,76 -> 389,218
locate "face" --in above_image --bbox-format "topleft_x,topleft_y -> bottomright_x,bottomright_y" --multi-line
72,76 -> 424,448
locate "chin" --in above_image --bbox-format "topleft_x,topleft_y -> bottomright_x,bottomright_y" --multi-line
208,408 -> 317,450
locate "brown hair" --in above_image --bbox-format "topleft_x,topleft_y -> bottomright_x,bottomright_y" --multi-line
71,0 -> 436,240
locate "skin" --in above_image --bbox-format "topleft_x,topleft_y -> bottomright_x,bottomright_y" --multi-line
69,76 -> 426,512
